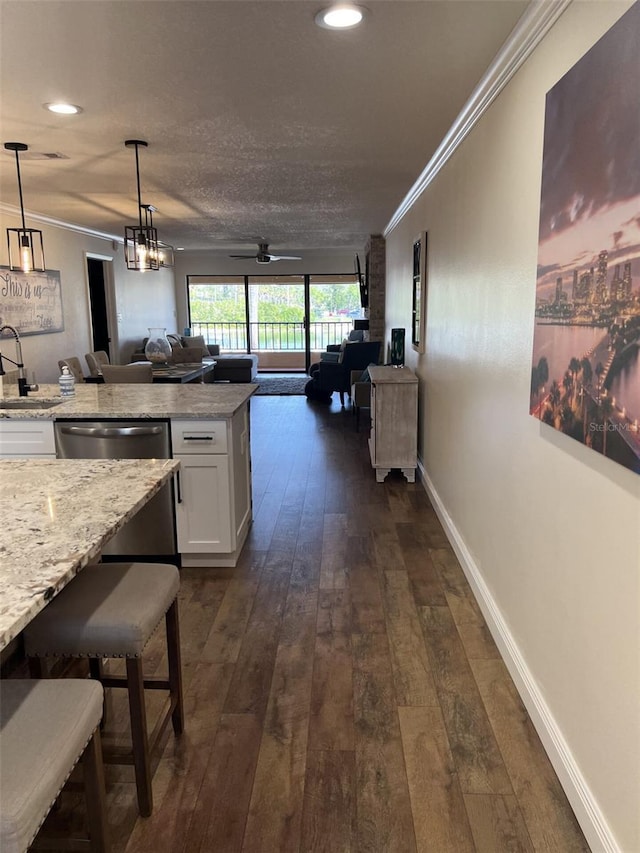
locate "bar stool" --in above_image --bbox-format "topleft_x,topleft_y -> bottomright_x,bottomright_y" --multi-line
0,678 -> 109,852
24,562 -> 184,818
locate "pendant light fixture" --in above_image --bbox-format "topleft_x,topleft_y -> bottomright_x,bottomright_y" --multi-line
140,204 -> 174,267
140,204 -> 159,268
4,142 -> 46,273
157,241 -> 175,268
123,140 -> 159,271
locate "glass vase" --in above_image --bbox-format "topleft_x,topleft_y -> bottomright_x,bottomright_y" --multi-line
144,327 -> 172,364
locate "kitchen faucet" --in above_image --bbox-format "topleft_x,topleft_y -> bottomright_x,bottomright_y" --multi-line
0,324 -> 39,396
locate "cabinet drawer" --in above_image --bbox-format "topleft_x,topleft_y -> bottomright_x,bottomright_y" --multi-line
171,420 -> 227,454
0,420 -> 56,456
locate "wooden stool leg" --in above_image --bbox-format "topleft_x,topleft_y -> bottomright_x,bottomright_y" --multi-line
28,657 -> 46,678
89,658 -> 108,729
89,658 -> 104,680
83,728 -> 110,853
166,600 -> 184,735
126,658 -> 153,817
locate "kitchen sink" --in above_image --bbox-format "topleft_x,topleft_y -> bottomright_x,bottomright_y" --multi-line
0,398 -> 65,410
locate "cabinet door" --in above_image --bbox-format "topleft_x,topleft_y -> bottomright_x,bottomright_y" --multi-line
0,420 -> 56,457
175,454 -> 232,553
374,384 -> 418,469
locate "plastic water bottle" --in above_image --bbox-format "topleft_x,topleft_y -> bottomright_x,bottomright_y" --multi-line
58,365 -> 75,397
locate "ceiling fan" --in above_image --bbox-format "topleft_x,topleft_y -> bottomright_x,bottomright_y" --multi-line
229,242 -> 302,265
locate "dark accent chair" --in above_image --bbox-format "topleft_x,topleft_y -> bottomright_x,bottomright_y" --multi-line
312,341 -> 381,405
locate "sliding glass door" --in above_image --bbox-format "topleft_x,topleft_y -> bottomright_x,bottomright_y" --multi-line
308,274 -> 363,366
188,271 -> 363,372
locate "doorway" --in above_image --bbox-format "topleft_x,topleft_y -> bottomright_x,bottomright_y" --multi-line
86,256 -> 116,361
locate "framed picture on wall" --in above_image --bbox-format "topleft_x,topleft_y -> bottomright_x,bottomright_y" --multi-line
412,232 -> 427,353
0,267 -> 64,335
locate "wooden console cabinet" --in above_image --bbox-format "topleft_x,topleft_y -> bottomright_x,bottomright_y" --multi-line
367,365 -> 418,483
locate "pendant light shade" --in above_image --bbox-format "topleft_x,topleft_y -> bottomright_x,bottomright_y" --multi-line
123,140 -> 159,271
4,142 -> 46,273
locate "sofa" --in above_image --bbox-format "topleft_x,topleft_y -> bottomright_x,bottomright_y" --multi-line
130,335 -> 258,382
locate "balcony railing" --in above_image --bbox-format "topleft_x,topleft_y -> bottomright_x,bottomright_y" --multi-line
191,320 -> 354,352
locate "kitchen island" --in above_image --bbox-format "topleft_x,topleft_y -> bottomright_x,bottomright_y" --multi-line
0,383 -> 257,568
0,457 -> 179,651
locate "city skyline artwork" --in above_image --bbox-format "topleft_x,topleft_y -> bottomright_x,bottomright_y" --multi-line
531,1 -> 640,476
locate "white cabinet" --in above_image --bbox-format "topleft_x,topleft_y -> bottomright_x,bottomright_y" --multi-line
368,366 -> 418,483
174,454 -> 232,553
0,420 -> 55,457
171,405 -> 251,567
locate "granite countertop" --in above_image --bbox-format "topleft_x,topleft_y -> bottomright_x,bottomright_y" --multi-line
0,457 -> 179,650
0,382 -> 257,420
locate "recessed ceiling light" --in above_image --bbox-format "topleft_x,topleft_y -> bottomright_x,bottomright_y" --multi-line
315,4 -> 366,30
44,102 -> 83,115
176,247 -> 185,252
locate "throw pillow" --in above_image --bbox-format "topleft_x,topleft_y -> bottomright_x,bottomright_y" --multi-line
182,334 -> 209,357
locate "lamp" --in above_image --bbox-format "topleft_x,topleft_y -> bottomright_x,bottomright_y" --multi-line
123,140 -> 159,271
4,142 -> 45,273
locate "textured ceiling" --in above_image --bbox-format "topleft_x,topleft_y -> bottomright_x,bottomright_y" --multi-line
0,0 -> 528,253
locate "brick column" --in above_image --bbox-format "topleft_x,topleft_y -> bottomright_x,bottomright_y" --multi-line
365,234 -> 386,351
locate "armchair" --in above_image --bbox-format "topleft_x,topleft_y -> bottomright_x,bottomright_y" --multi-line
313,341 -> 381,405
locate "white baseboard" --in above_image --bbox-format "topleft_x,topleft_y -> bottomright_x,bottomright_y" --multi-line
417,459 -> 619,853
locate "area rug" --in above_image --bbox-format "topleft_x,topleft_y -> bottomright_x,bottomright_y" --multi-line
253,374 -> 309,396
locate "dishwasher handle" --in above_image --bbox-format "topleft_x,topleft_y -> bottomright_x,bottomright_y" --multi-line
57,425 -> 166,439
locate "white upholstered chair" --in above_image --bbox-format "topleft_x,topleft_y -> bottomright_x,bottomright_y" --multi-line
101,364 -> 153,384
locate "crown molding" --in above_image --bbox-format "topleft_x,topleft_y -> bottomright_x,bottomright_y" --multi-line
384,0 -> 573,236
0,202 -> 123,244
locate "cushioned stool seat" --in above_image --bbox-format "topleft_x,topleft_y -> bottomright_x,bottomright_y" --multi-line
0,679 -> 108,853
24,562 -> 184,818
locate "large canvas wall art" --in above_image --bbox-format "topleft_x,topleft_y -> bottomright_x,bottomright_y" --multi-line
531,1 -> 640,475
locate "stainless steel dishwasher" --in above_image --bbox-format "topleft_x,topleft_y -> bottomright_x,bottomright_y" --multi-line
54,420 -> 176,558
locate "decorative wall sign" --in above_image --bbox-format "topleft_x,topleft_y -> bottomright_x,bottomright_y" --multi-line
0,267 -> 64,335
412,232 -> 427,353
531,2 -> 640,475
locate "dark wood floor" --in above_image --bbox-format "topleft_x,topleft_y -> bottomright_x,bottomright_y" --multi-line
46,395 -> 590,852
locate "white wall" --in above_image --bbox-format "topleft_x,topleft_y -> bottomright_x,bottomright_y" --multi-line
384,3 -> 640,851
173,249 -> 358,333
0,211 -> 177,380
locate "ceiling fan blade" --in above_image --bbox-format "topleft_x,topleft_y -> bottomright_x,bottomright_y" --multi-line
267,254 -> 302,261
229,254 -> 257,259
